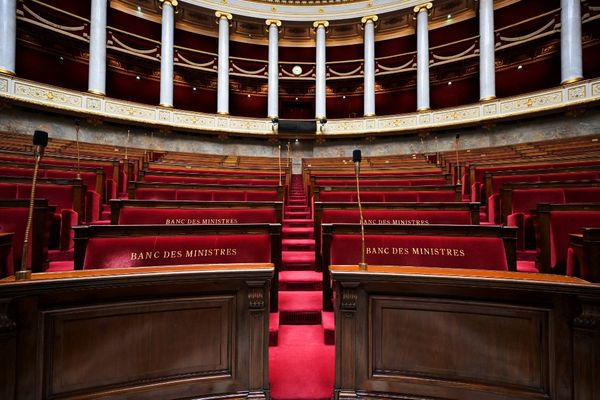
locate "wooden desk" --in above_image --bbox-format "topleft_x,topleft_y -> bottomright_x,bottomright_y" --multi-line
331,265 -> 600,400
0,264 -> 273,400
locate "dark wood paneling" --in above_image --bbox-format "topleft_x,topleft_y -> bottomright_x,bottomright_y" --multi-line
332,265 -> 600,400
0,264 -> 273,399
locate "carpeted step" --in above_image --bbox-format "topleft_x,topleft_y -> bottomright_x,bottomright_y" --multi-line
282,251 -> 316,270
46,260 -> 74,272
282,239 -> 315,251
285,211 -> 311,219
282,227 -> 314,239
286,205 -> 309,213
48,248 -> 74,262
517,249 -> 537,261
269,312 -> 279,346
269,325 -> 334,400
279,271 -> 322,291
279,291 -> 322,325
282,219 -> 313,228
517,260 -> 539,273
322,311 -> 335,345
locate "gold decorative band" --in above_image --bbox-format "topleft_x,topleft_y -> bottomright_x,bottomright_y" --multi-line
561,76 -> 583,85
361,15 -> 378,25
312,20 -> 329,29
416,106 -> 431,112
158,0 -> 178,9
217,111 -> 229,115
215,11 -> 233,20
266,19 -> 282,27
87,89 -> 106,96
159,103 -> 173,108
0,67 -> 15,76
363,113 -> 376,117
413,2 -> 433,14
479,95 -> 496,102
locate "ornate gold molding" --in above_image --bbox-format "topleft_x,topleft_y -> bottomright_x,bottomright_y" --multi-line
158,0 -> 179,10
312,20 -> 329,29
361,15 -> 379,25
479,95 -> 496,102
87,89 -> 106,96
265,19 -> 282,27
562,76 -> 584,85
0,67 -> 15,76
215,11 -> 233,21
413,2 -> 433,15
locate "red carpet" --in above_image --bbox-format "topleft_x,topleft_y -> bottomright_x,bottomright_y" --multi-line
269,174 -> 334,399
269,326 -> 335,400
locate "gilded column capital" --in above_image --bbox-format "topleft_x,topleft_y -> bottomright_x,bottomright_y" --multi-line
413,2 -> 433,15
215,11 -> 233,21
312,20 -> 330,30
361,15 -> 378,25
158,0 -> 179,10
266,19 -> 282,28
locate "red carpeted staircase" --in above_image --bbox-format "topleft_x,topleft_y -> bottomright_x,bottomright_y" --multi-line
269,174 -> 334,400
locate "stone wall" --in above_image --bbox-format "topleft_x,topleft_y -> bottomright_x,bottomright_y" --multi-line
1,106 -> 599,163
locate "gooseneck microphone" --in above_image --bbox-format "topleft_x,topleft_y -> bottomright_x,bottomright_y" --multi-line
353,149 -> 367,270
75,120 -> 81,179
17,130 -> 49,280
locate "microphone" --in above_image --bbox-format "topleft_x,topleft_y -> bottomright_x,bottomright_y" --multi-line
74,121 -> 81,178
353,149 -> 367,270
353,148 -> 362,174
33,130 -> 48,161
16,130 -> 49,280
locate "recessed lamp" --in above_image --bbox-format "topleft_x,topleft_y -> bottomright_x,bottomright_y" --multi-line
247,94 -> 251,98
295,97 -> 298,101
295,138 -> 299,143
59,56 -> 64,61
517,65 -> 523,70
342,95 -> 346,99
192,87 -> 197,91
135,75 -> 140,80
447,14 -> 452,19
448,81 -> 452,86
137,5 -> 142,12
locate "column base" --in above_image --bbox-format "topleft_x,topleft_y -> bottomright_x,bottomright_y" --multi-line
87,89 -> 106,96
0,68 -> 15,76
479,95 -> 496,102
416,106 -> 430,112
363,113 -> 376,117
217,111 -> 229,115
561,76 -> 584,85
159,103 -> 173,108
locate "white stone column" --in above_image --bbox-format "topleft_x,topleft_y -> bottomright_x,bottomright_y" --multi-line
560,0 -> 583,84
414,3 -> 432,111
88,0 -> 107,94
0,0 -> 17,75
362,15 -> 378,117
313,20 -> 329,120
266,19 -> 281,119
159,0 -> 177,107
216,11 -> 232,114
479,0 -> 495,100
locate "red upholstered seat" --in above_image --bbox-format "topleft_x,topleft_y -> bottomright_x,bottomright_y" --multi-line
548,211 -> 600,271
330,234 -> 508,270
417,191 -> 456,202
319,192 -> 354,202
384,192 -> 420,202
247,191 -> 279,201
213,191 -> 245,201
0,208 -> 29,275
83,234 -> 271,269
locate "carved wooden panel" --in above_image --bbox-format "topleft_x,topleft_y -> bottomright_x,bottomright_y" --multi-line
370,296 -> 549,395
43,296 -> 234,397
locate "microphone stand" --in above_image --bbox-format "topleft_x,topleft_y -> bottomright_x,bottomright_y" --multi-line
455,136 -> 461,186
278,144 -> 282,186
355,161 -> 367,270
16,149 -> 42,280
75,121 -> 81,179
